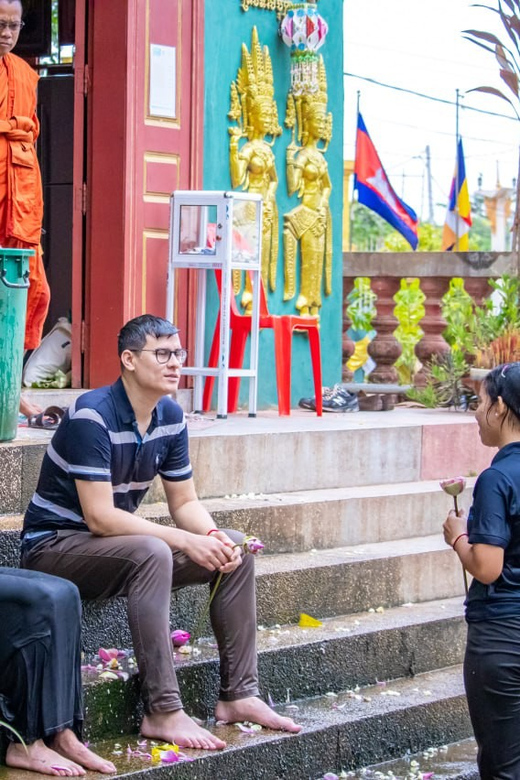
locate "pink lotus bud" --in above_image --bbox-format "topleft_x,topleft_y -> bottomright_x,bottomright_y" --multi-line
243,536 -> 265,554
98,647 -> 120,662
439,477 -> 466,497
171,629 -> 191,647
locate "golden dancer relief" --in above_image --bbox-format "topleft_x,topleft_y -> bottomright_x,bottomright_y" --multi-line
229,26 -> 281,308
284,56 -> 332,317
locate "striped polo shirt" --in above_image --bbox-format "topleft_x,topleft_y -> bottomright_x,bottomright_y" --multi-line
22,378 -> 192,546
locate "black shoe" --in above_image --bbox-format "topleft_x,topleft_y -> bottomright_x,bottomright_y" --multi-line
298,385 -> 359,413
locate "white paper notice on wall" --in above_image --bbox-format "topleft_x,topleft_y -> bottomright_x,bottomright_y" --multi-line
149,44 -> 176,119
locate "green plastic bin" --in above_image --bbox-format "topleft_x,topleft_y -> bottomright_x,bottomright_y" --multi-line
0,248 -> 33,442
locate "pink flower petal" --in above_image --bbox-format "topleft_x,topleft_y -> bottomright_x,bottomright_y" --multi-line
160,750 -> 182,763
440,477 -> 466,496
171,629 -> 191,647
98,647 -> 119,662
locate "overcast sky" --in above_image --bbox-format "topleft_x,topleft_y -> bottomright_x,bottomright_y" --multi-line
343,0 -> 520,224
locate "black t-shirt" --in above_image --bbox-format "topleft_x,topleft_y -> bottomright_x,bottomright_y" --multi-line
466,441 -> 520,622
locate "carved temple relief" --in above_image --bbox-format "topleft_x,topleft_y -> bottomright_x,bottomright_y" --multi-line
284,55 -> 333,317
228,26 -> 281,308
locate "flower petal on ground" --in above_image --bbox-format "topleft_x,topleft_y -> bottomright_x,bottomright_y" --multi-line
171,629 -> 191,647
299,612 -> 323,628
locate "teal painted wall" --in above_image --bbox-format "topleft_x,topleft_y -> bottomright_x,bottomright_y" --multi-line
203,1 -> 344,409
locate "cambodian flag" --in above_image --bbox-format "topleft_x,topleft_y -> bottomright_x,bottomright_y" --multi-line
354,113 -> 419,250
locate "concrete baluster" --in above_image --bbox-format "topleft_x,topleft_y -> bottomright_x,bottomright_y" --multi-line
414,277 -> 451,386
366,276 -> 402,384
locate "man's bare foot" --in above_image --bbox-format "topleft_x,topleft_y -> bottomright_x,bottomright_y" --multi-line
6,740 -> 85,777
19,395 -> 41,418
50,729 -> 117,774
215,696 -> 302,733
141,710 -> 226,750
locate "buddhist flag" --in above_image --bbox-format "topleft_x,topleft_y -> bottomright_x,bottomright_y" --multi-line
442,138 -> 472,251
354,112 -> 419,250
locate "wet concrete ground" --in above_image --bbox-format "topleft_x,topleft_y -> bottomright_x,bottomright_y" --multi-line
334,737 -> 479,779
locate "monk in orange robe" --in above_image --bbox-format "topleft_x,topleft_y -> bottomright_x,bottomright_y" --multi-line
0,0 -> 49,417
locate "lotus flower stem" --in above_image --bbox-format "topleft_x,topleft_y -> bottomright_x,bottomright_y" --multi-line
190,535 -> 265,647
440,478 -> 469,597
190,571 -> 224,647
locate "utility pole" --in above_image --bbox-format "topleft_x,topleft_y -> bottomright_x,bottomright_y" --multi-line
425,145 -> 434,224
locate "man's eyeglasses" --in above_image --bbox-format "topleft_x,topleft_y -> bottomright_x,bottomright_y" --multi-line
0,21 -> 25,32
130,348 -> 188,365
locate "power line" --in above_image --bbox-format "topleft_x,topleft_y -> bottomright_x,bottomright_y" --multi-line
344,72 -> 519,122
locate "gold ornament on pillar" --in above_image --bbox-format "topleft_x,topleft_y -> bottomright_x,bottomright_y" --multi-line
229,26 -> 282,308
283,55 -> 332,316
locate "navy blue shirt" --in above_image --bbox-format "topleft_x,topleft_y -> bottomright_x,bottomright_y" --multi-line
22,378 -> 192,547
466,442 -> 520,622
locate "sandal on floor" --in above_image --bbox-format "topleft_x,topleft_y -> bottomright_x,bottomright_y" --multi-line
27,405 -> 66,430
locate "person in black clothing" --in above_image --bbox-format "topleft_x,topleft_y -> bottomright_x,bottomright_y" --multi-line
0,567 -> 116,776
444,362 -> 520,780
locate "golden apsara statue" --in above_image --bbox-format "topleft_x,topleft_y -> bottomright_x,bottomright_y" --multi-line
284,56 -> 332,317
229,27 -> 281,304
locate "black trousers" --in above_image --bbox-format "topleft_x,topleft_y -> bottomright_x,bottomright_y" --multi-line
464,617 -> 520,780
0,567 -> 83,743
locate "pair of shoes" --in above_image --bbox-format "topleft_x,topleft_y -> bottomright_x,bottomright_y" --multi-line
298,385 -> 359,413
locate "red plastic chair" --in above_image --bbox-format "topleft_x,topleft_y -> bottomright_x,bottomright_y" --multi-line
202,270 -> 322,416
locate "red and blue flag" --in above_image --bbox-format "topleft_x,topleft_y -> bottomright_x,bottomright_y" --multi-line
354,113 -> 419,250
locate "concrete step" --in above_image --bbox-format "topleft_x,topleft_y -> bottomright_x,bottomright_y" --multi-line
23,536 -> 469,645
71,535 -> 471,652
28,666 -> 472,780
0,535 -> 466,648
358,737 -> 479,779
142,477 -> 477,552
0,474 -> 477,559
80,597 -> 466,735
0,408 -> 492,513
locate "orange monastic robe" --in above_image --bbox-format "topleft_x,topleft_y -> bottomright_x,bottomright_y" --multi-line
0,53 -> 49,350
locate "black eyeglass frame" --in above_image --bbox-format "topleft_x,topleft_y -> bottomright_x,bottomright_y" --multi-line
128,348 -> 188,365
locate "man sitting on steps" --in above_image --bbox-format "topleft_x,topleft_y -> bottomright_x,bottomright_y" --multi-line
21,314 -> 301,750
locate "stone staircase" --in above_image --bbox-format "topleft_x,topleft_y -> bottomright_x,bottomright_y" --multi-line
0,407 -> 490,779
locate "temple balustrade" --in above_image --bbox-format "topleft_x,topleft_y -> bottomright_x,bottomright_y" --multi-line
342,251 -> 516,385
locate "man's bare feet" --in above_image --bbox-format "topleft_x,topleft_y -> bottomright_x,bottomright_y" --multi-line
19,395 -> 41,418
6,739 -> 85,777
50,729 -> 117,774
141,710 -> 226,750
215,696 -> 302,733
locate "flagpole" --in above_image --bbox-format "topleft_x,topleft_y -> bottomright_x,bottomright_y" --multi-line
455,88 -> 460,250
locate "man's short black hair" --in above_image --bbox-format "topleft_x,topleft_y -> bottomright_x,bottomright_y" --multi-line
117,314 -> 179,356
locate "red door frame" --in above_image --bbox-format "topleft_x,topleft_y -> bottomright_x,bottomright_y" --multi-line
81,0 -> 204,388
70,0 -> 86,387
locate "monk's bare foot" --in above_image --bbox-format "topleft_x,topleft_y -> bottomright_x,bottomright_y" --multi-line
50,729 -> 117,774
19,395 -> 41,418
141,710 -> 226,750
215,696 -> 302,733
6,740 -> 85,776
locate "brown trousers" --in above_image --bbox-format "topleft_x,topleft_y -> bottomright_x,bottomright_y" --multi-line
22,529 -> 259,713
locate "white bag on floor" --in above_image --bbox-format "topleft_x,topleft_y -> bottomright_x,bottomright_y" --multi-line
22,317 -> 72,387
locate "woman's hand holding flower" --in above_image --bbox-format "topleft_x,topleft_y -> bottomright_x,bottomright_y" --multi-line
443,508 -> 468,548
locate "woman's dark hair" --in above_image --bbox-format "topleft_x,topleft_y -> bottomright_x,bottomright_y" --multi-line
483,362 -> 520,428
117,314 -> 179,356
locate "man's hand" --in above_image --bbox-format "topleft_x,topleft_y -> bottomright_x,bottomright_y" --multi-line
209,530 -> 243,573
443,508 -> 467,547
185,533 -> 242,573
